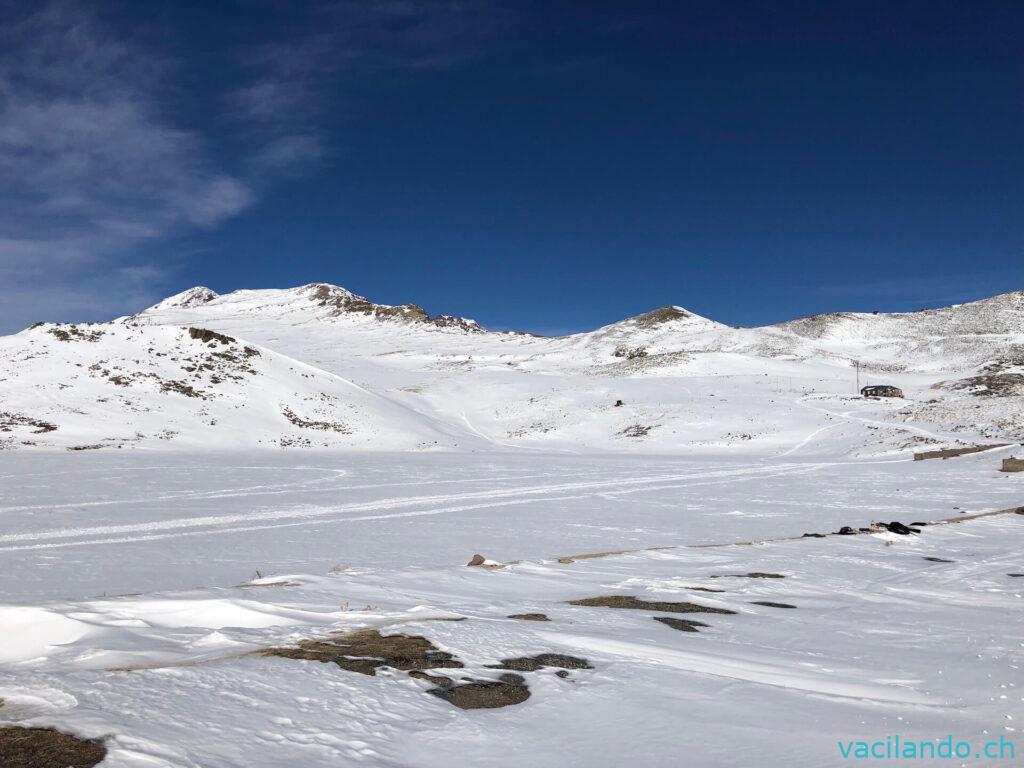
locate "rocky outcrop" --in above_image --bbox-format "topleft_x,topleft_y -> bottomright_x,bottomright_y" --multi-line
306,284 -> 483,332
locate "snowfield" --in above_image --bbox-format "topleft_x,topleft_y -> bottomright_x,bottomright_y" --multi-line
2,284 -> 1023,766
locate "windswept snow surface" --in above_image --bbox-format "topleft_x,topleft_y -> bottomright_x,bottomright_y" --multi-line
3,284 -> 1024,766
2,449 -> 1023,767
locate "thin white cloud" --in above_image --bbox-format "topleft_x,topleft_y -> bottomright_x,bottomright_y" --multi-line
0,1 -> 254,330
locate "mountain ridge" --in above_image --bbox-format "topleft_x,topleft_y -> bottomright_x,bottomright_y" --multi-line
2,283 -> 1022,454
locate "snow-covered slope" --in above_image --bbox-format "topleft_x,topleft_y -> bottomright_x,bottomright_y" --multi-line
2,283 -> 1022,453
0,321 -> 469,451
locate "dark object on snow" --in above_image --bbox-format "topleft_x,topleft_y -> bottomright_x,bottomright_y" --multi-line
837,526 -> 857,535
614,399 -> 624,407
751,601 -> 797,609
466,554 -> 486,566
568,595 -> 735,614
188,327 -> 235,345
923,557 -> 954,563
507,613 -> 550,622
0,726 -> 106,768
802,533 -> 826,538
881,521 -> 920,535
426,673 -> 531,709
490,654 -> 592,672
1008,573 -> 1024,578
264,629 -> 462,676
654,616 -> 709,633
915,444 -> 1009,461
861,384 -> 903,398
910,521 -> 928,527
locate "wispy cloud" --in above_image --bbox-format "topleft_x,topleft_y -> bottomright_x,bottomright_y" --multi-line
0,0 -> 509,331
223,1 -> 507,177
0,1 -> 255,330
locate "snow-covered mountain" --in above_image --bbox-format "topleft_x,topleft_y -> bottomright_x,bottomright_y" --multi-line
2,283 -> 1022,453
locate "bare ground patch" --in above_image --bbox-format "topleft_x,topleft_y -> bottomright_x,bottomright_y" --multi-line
653,616 -> 709,633
709,572 -> 786,579
0,726 -> 107,768
489,654 -> 592,672
419,673 -> 532,710
568,595 -> 736,615
264,629 -> 462,676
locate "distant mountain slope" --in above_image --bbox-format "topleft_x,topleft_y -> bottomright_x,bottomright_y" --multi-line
0,321 -> 467,451
138,283 -> 484,333
2,283 -> 1022,454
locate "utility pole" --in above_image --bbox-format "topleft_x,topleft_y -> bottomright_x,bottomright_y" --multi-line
854,360 -> 860,394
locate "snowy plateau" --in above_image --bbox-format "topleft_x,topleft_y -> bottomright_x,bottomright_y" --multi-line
1,283 -> 1023,767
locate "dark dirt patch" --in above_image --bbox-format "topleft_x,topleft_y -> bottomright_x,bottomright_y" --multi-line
0,726 -> 107,768
507,613 -> 550,622
490,654 -> 592,672
568,595 -> 735,614
264,629 -> 462,676
686,586 -> 726,593
751,601 -> 797,609
426,673 -> 531,710
709,572 -> 785,579
653,616 -> 709,633
923,557 -> 954,563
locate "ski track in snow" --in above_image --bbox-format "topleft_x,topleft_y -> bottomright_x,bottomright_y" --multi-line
0,463 -> 818,550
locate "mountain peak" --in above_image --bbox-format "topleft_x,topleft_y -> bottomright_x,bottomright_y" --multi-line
147,286 -> 219,311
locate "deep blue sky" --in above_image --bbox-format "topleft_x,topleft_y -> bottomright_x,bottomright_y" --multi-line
1,1 -> 1021,333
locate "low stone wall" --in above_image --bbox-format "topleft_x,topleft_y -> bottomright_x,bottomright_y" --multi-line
1001,458 -> 1024,473
913,444 -> 1010,461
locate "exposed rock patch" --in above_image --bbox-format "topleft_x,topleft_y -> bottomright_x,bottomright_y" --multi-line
47,325 -> 104,342
0,726 -> 106,768
937,373 -> 1024,397
631,306 -> 692,328
490,654 -> 592,672
188,327 -> 236,345
0,413 -> 57,434
281,407 -> 349,433
653,616 -> 709,632
507,613 -> 550,622
264,629 -> 462,676
709,572 -> 785,579
568,595 -> 735,614
424,673 -> 531,710
306,284 -> 483,332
